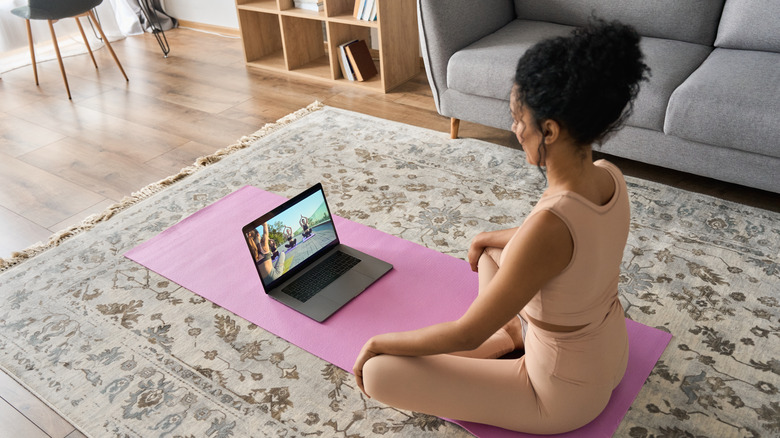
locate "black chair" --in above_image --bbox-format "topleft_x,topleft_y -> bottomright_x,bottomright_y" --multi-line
11,0 -> 129,99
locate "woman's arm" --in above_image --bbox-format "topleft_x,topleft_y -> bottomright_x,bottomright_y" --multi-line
354,211 -> 573,394
260,223 -> 270,251
466,227 -> 519,271
248,238 -> 260,261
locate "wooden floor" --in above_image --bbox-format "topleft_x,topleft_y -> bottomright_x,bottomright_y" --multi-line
0,28 -> 776,437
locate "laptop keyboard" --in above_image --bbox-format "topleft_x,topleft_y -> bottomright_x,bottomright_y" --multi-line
282,251 -> 361,302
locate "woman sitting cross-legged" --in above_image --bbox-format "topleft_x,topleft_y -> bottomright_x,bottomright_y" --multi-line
352,19 -> 650,434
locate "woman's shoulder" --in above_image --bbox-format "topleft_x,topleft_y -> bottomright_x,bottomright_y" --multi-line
594,159 -> 625,181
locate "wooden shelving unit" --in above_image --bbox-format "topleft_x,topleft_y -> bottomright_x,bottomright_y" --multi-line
235,0 -> 419,93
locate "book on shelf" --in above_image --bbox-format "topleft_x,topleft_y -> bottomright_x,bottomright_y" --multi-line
344,39 -> 377,81
354,0 -> 365,20
354,0 -> 377,21
338,39 -> 359,81
353,0 -> 362,19
294,0 -> 323,11
361,0 -> 372,20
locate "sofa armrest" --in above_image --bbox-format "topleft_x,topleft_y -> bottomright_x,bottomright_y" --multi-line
417,0 -> 515,114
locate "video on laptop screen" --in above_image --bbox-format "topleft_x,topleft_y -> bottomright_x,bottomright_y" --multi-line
244,189 -> 337,288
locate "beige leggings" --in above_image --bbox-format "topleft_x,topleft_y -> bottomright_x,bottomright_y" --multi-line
362,248 -> 629,434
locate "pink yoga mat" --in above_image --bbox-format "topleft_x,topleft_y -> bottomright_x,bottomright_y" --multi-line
126,186 -> 671,438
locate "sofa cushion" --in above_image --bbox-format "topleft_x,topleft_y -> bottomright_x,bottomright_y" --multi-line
715,0 -> 780,53
447,20 -> 573,102
447,19 -> 712,133
513,0 -> 725,45
665,49 -> 780,158
628,38 -> 712,131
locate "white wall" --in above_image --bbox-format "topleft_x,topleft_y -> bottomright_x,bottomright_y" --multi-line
162,0 -> 239,29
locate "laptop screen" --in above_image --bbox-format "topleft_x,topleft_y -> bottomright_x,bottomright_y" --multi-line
243,184 -> 339,290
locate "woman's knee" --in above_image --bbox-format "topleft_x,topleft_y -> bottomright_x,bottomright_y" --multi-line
483,247 -> 502,265
362,355 -> 408,401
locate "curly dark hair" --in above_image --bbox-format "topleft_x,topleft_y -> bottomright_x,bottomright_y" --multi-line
513,18 -> 650,166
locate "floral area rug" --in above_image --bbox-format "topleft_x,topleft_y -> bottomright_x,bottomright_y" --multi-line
0,103 -> 777,438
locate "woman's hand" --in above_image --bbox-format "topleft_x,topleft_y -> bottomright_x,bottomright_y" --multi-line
467,232 -> 487,272
467,228 -> 520,272
353,336 -> 382,397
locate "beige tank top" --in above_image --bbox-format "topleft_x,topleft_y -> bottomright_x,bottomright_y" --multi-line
503,160 -> 630,327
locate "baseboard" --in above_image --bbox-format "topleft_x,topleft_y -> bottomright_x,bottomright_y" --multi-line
177,20 -> 240,38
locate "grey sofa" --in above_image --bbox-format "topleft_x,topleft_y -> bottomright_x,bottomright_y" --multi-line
417,0 -> 780,194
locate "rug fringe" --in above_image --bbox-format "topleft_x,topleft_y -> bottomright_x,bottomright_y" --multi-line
0,101 -> 325,273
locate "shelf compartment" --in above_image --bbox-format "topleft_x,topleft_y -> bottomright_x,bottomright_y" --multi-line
326,21 -> 372,80
290,55 -> 332,80
280,15 -> 329,72
324,0 -> 352,16
246,51 -> 286,72
334,63 -> 383,91
237,10 -> 284,64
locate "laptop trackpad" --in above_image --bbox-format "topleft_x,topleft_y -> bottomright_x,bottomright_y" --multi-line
327,269 -> 374,302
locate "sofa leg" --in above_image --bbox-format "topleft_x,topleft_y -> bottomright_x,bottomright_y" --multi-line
450,118 -> 460,139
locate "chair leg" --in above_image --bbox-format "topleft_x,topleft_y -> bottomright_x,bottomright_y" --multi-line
88,10 -> 128,82
76,16 -> 98,69
450,118 -> 460,139
48,19 -> 71,99
25,20 -> 38,85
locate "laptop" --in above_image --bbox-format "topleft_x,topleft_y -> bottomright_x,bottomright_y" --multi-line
242,183 -> 393,322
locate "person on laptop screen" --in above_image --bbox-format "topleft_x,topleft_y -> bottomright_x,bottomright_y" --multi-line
247,222 -> 286,282
353,19 -> 649,434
